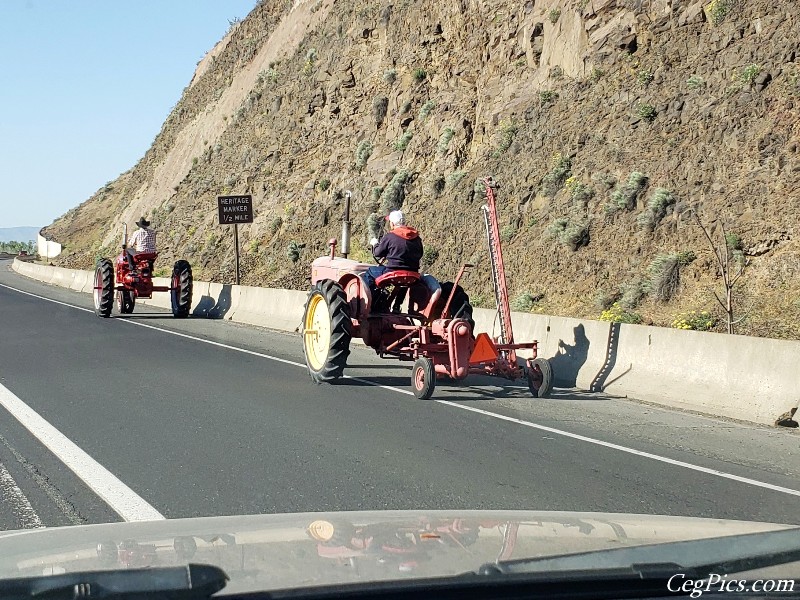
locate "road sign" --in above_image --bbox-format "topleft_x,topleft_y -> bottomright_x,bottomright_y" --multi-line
217,195 -> 253,225
217,195 -> 254,286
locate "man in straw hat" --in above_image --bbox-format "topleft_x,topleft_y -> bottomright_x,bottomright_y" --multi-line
126,216 -> 157,273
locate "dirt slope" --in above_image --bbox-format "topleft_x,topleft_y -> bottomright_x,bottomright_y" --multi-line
45,0 -> 800,338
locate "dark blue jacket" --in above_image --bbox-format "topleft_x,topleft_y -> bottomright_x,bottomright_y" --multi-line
374,226 -> 423,270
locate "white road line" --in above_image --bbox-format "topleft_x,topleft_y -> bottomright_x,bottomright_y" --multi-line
110,315 -> 416,396
3,280 -> 800,500
0,460 -> 44,529
0,433 -> 85,525
0,383 -> 164,522
0,283 -> 414,397
0,283 -> 94,314
435,401 -> 800,498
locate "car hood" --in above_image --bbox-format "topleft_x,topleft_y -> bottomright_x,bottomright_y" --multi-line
0,510 -> 794,594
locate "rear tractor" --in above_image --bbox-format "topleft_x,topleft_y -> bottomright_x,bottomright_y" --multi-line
301,178 -> 553,399
93,224 -> 193,318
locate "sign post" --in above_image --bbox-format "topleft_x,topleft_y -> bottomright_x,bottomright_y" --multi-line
233,222 -> 240,285
217,194 -> 254,285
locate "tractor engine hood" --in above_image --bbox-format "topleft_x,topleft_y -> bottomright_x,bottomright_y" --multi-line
311,256 -> 370,284
0,510 -> 796,595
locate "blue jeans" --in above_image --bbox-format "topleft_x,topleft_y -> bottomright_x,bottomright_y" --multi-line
364,265 -> 390,288
362,266 -> 408,312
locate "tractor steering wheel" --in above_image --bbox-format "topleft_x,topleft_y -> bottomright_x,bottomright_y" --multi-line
371,236 -> 385,265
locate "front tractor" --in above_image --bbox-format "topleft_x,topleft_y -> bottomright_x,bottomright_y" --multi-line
93,224 -> 193,319
301,178 -> 553,399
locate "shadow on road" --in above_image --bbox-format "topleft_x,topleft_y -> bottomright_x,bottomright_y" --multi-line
436,385 -> 530,400
332,375 -> 411,388
548,389 -> 608,401
332,375 -> 530,400
345,363 -> 409,370
332,371 -> 607,403
438,385 -> 608,402
115,313 -> 179,319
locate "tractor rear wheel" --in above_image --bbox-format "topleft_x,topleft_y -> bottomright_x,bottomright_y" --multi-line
93,259 -> 114,318
527,357 -> 553,398
171,260 -> 193,318
411,357 -> 436,399
116,290 -> 135,314
302,280 -> 351,382
436,282 -> 475,333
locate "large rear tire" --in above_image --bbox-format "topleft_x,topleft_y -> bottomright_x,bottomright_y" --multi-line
116,290 -> 135,314
527,357 -> 553,398
171,260 -> 193,318
93,259 -> 114,318
302,280 -> 351,383
435,282 -> 475,333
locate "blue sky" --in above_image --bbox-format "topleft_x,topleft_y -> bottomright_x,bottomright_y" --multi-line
0,0 -> 257,229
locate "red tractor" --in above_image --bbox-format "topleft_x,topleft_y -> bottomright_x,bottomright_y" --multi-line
93,224 -> 193,318
302,177 -> 553,399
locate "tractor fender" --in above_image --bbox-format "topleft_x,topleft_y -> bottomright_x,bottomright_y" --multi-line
340,273 -> 372,322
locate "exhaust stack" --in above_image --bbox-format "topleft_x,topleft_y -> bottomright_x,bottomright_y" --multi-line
341,190 -> 352,258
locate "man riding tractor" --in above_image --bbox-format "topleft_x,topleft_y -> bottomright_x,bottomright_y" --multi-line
126,216 -> 157,274
364,210 -> 423,313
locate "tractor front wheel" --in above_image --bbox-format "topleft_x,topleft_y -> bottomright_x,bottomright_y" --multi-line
171,260 -> 193,318
93,259 -> 114,318
412,357 -> 436,399
116,290 -> 135,314
302,280 -> 351,383
527,357 -> 553,398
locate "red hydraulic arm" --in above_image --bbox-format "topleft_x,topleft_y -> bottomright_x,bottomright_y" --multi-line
481,177 -> 515,361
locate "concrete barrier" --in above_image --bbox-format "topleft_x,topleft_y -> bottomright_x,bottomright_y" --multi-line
195,282 -> 241,319
189,280 -> 210,313
605,323 -> 800,424
11,258 -> 799,426
229,286 -> 306,332
12,260 -> 34,278
50,266 -> 79,290
472,306 -> 799,425
39,265 -> 56,284
70,270 -> 91,293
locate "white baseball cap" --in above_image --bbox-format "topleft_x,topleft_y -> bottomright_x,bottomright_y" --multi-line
386,210 -> 405,225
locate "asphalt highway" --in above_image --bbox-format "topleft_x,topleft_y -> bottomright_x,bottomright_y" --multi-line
1,258 -> 799,531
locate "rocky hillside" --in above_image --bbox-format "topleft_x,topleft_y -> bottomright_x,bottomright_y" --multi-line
46,0 -> 800,338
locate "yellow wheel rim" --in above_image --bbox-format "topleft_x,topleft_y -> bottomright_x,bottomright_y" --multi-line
304,293 -> 331,371
307,520 -> 335,542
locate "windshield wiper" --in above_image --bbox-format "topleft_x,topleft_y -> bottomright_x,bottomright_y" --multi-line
260,564 -> 696,600
476,527 -> 800,577
0,563 -> 227,600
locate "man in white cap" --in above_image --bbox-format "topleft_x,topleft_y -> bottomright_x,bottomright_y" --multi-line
365,209 -> 424,312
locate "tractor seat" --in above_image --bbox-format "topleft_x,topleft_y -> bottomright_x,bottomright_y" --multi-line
375,270 -> 421,288
133,252 -> 158,262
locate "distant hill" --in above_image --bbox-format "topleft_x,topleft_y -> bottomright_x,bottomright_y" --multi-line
0,227 -> 39,243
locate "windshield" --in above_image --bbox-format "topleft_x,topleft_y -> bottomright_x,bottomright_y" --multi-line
1,0 -> 799,596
